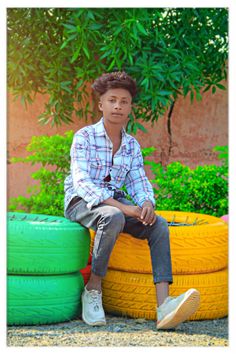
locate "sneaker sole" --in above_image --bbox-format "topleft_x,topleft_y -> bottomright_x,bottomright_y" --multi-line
82,313 -> 106,326
157,288 -> 200,330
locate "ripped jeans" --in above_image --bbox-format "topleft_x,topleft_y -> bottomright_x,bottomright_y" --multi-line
65,194 -> 173,284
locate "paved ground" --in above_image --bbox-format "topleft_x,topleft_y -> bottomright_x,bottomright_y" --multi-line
7,315 -> 228,347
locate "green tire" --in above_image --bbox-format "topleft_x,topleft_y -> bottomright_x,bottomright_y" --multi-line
7,272 -> 84,325
7,212 -> 90,275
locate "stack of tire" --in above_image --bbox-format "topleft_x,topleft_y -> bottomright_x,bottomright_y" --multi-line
89,210 -> 228,321
7,212 -> 90,326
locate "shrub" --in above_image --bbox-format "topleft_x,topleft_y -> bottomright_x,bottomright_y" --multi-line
9,131 -> 73,216
147,160 -> 228,217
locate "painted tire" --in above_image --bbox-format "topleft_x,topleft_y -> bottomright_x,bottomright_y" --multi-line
7,212 -> 90,275
80,264 -> 91,285
90,210 -> 228,274
80,252 -> 92,284
7,272 -> 84,325
102,268 -> 228,321
221,215 -> 229,223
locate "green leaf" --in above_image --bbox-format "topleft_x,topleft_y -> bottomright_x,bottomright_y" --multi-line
71,47 -> 81,63
128,52 -> 134,65
135,122 -> 148,133
87,10 -> 95,21
196,91 -> 202,101
76,80 -> 84,89
89,23 -> 103,30
190,90 -> 194,103
62,23 -> 77,32
60,40 -> 69,50
107,58 -> 115,71
216,83 -> 226,90
60,85 -> 72,94
83,46 -> 90,59
158,90 -> 173,96
100,50 -> 112,60
113,27 -> 123,36
136,22 -> 148,36
203,84 -> 211,93
141,77 -> 149,90
61,81 -> 72,86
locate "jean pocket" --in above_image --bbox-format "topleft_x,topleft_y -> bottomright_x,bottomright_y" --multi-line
65,197 -> 82,221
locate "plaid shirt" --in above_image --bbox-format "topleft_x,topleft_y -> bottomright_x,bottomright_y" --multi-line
64,117 -> 155,212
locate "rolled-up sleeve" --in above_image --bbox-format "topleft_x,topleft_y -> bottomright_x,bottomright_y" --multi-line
125,142 -> 155,208
71,133 -> 111,209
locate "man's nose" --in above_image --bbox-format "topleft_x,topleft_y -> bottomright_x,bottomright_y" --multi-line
114,102 -> 122,109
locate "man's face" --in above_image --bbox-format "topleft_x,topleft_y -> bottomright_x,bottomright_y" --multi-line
98,88 -> 132,126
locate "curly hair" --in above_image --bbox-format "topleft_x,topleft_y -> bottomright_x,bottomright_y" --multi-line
92,71 -> 137,98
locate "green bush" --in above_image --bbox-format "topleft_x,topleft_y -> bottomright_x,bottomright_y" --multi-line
9,131 -> 73,216
8,133 -> 228,217
145,145 -> 228,217
147,160 -> 228,217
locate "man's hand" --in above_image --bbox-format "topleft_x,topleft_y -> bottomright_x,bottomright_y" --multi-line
103,197 -> 142,220
121,204 -> 142,220
103,197 -> 156,226
140,201 -> 156,226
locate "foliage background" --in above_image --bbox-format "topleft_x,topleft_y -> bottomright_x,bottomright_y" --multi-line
7,8 -> 228,131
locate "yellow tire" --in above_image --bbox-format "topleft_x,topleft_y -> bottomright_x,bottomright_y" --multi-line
102,268 -> 228,321
90,210 -> 228,274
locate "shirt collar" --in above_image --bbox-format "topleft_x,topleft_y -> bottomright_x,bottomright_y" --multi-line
97,117 -> 128,149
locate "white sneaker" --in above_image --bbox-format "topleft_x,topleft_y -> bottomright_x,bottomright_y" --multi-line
81,286 -> 106,326
157,288 -> 200,330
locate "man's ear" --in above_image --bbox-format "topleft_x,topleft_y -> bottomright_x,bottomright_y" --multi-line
98,101 -> 103,112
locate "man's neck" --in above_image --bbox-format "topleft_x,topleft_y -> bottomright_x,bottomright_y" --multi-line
103,121 -> 123,141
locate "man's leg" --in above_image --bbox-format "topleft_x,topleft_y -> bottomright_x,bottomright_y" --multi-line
66,197 -> 126,286
118,197 -> 200,329
65,197 -> 125,325
123,210 -> 173,306
117,198 -> 173,305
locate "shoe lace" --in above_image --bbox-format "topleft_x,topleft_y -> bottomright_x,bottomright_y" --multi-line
88,290 -> 102,309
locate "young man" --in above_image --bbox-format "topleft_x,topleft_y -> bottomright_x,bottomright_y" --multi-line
64,71 -> 200,329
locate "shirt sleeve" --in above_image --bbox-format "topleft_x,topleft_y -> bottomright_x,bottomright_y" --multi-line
70,132 -> 111,209
124,141 -> 155,208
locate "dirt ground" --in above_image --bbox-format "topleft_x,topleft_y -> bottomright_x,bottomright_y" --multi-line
7,315 -> 228,347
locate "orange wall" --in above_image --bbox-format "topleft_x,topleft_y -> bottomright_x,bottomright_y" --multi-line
7,85 -> 228,201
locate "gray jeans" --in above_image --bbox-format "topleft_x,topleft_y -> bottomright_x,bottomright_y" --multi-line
65,194 -> 173,284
